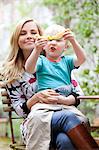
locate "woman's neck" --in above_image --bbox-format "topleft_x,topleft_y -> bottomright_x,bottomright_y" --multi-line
23,49 -> 33,61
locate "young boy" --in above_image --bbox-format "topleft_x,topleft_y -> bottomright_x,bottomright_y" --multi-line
25,24 -> 86,99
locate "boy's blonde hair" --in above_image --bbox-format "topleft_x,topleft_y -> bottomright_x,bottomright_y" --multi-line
44,24 -> 65,36
44,24 -> 71,48
0,18 -> 43,83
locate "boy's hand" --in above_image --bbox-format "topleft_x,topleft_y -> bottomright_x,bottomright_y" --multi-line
35,36 -> 48,53
63,29 -> 75,43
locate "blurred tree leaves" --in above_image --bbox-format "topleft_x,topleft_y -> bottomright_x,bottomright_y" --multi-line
16,0 -> 35,17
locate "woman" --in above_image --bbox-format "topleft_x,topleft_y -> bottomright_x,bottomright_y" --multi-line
1,18 -> 98,150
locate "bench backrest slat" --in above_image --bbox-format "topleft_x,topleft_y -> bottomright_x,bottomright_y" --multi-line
3,106 -> 14,112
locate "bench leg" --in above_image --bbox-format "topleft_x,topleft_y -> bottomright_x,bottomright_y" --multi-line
5,121 -> 8,137
9,112 -> 16,144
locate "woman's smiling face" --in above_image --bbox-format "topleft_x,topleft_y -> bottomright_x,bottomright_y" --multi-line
18,21 -> 39,51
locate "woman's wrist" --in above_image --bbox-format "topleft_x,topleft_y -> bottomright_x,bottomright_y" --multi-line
57,95 -> 68,105
64,95 -> 75,105
57,95 -> 77,106
27,95 -> 40,109
70,92 -> 80,106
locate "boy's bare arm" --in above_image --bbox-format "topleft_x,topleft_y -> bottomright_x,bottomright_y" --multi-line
70,39 -> 86,67
25,38 -> 47,73
63,29 -> 86,67
25,48 -> 40,73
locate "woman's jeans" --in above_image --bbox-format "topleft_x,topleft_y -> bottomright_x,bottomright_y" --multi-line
50,110 -> 81,150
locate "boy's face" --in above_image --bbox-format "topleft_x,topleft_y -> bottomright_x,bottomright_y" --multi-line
44,38 -> 66,59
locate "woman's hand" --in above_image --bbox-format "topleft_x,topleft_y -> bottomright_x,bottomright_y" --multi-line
35,89 -> 60,104
27,89 -> 60,109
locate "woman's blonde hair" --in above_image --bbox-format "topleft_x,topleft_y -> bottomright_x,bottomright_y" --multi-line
0,18 -> 43,83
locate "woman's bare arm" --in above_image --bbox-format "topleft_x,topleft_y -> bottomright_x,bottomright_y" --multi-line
57,95 -> 76,105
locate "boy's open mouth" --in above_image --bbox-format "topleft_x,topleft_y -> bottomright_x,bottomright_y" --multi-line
50,46 -> 56,52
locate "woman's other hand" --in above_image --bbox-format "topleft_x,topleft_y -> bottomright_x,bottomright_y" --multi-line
57,95 -> 76,106
36,89 -> 60,104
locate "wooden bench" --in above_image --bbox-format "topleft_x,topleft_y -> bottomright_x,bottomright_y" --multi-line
1,87 -> 99,149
